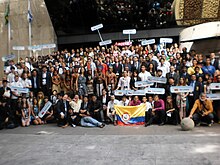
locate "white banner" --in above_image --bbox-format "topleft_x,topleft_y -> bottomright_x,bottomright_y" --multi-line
38,101 -> 52,118
141,39 -> 155,46
123,29 -> 136,34
145,88 -> 165,94
147,76 -> 167,84
2,54 -> 16,62
28,45 -> 42,51
41,44 -> 56,49
10,86 -> 29,94
135,81 -> 154,87
99,40 -> 112,46
170,86 -> 193,93
91,24 -> 103,31
210,83 -> 220,90
160,38 -> 173,43
207,94 -> 220,100
12,46 -> 25,51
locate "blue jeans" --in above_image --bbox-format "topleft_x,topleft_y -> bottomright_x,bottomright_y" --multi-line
80,116 -> 102,127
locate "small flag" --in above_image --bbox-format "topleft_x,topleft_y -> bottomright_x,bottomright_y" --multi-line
27,0 -> 33,23
4,2 -> 10,25
27,10 -> 33,23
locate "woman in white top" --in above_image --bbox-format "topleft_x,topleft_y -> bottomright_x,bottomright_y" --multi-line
116,71 -> 131,90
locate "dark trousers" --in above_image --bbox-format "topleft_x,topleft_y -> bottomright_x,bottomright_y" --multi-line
193,113 -> 214,125
41,85 -> 50,96
146,109 -> 166,125
92,110 -> 105,122
166,110 -> 178,125
57,115 -> 68,126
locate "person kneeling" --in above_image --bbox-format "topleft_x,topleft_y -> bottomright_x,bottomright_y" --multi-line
189,93 -> 214,127
145,95 -> 166,126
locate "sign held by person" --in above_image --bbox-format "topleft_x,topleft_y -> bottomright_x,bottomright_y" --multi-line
141,39 -> 155,46
2,54 -> 16,62
38,101 -> 52,118
99,40 -> 112,46
147,76 -> 167,84
170,86 -> 193,93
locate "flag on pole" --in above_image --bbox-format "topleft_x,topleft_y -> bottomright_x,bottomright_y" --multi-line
4,2 -> 10,25
27,0 -> 33,23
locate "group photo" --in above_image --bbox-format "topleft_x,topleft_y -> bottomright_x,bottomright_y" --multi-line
0,0 -> 220,165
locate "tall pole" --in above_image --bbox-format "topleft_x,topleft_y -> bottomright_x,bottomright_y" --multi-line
28,0 -> 32,57
7,0 -> 11,55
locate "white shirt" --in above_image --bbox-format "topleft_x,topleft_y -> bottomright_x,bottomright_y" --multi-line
5,65 -> 17,74
138,71 -> 152,81
10,81 -> 23,99
119,99 -> 130,106
117,76 -> 131,90
69,99 -> 82,113
157,64 -> 170,77
7,73 -> 15,83
141,102 -> 152,111
21,78 -> 32,88
107,99 -> 120,112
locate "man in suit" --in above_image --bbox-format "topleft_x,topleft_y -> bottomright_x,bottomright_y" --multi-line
113,58 -> 123,77
0,80 -> 12,126
132,56 -> 141,73
56,94 -> 72,127
30,69 -> 40,97
210,53 -> 219,70
40,66 -> 52,96
180,66 -> 190,83
166,66 -> 179,85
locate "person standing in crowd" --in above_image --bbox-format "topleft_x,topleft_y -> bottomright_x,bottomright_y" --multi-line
189,93 -> 214,126
130,70 -> 141,91
176,77 -> 189,121
51,70 -> 61,94
166,66 -> 179,85
76,68 -> 88,99
63,69 -> 72,94
30,69 -> 40,97
106,66 -> 117,93
116,71 -> 131,90
40,66 -> 51,96
210,53 -> 219,70
202,57 -> 216,77
138,65 -> 152,82
21,73 -> 32,90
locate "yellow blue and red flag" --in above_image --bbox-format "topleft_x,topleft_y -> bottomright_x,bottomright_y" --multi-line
114,104 -> 146,126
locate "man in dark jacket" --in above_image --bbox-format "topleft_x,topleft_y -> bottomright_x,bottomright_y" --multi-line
88,95 -> 104,122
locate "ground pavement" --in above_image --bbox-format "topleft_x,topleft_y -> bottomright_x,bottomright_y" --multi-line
0,124 -> 220,165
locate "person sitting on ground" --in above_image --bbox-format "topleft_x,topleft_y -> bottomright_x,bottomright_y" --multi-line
107,95 -> 120,126
189,93 -> 214,126
56,94 -> 72,127
79,99 -> 105,128
129,96 -> 141,106
145,95 -> 166,127
88,95 -> 105,122
41,96 -> 54,124
119,95 -> 130,106
20,95 -> 31,127
165,96 -> 178,125
141,96 -> 152,125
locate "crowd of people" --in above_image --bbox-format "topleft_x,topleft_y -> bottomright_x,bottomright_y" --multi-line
0,43 -> 220,129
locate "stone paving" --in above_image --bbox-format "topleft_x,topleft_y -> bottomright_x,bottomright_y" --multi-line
0,124 -> 220,165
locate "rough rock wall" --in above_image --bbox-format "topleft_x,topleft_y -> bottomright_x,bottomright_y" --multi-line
0,0 -> 57,78
174,0 -> 220,25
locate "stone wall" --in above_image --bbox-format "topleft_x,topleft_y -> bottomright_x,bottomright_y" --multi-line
174,0 -> 220,26
0,0 -> 57,78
